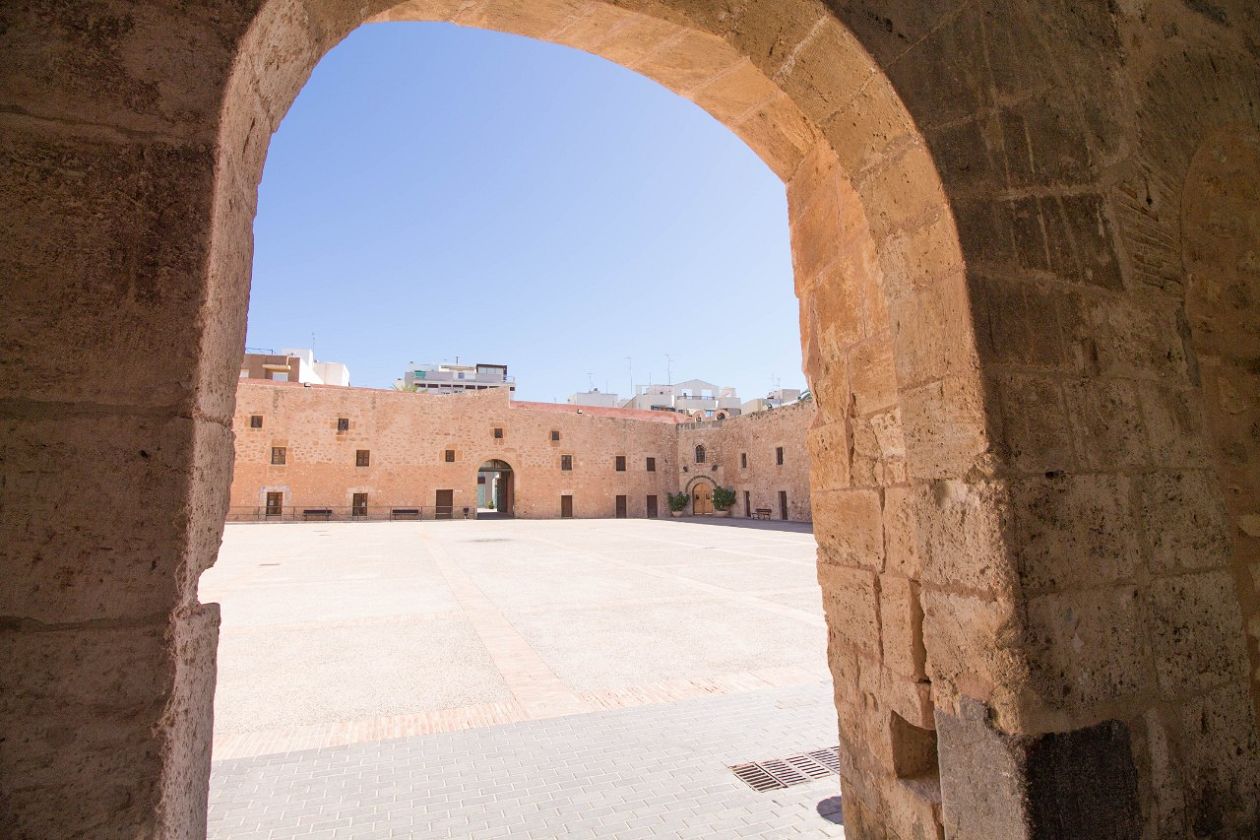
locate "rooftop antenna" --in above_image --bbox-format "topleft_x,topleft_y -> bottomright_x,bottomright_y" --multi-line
625,356 -> 633,399
586,370 -> 595,390
665,353 -> 673,386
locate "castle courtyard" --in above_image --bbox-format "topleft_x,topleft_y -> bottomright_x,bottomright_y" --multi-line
202,518 -> 840,838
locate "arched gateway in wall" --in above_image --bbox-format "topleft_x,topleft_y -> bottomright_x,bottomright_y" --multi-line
2,1 -> 1258,838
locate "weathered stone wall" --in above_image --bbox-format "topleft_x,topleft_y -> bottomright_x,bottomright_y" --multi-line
677,400 -> 815,521
230,381 -> 683,518
3,0 -> 1259,837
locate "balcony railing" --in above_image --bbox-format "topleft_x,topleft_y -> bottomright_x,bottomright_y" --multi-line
227,505 -> 473,522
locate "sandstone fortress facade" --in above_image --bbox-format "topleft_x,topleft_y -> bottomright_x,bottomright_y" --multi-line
4,1 -> 1259,838
230,380 -> 814,521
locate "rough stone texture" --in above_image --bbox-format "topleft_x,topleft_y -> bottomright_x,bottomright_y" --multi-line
2,0 -> 1259,837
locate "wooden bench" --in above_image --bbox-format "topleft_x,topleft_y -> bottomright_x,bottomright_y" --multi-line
390,508 -> 420,521
302,508 -> 332,521
753,508 -> 773,520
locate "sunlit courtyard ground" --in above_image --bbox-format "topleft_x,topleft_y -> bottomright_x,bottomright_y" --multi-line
202,518 -> 843,838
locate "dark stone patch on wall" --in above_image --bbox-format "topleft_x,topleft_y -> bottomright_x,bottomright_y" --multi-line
1026,719 -> 1141,840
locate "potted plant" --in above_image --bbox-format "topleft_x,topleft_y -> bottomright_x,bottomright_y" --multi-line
667,491 -> 689,518
712,486 -> 736,517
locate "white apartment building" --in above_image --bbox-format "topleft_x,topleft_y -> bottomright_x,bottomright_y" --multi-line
742,388 -> 803,414
402,362 -> 515,394
240,347 -> 350,386
620,379 -> 742,418
567,389 -> 620,408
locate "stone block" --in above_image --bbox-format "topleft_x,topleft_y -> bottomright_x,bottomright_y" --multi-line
1024,586 -> 1151,711
880,576 -> 927,680
1063,377 -> 1150,470
1043,193 -> 1124,290
636,27 -> 743,95
1139,470 -> 1232,575
995,375 -> 1076,475
1145,570 -> 1249,695
0,620 -> 171,838
1175,684 -> 1260,836
921,590 -> 1023,719
882,485 -> 924,580
1010,473 -> 1140,593
919,479 -> 1017,595
888,272 -> 974,390
807,421 -> 851,492
1084,294 -> 1191,382
1137,382 -> 1211,469
848,335 -> 898,416
0,127 -> 214,409
692,58 -> 779,125
0,0 -> 240,140
0,413 -> 218,623
818,562 -> 881,659
937,702 -> 1142,840
813,489 -> 884,571
731,92 -> 819,180
900,376 -> 995,481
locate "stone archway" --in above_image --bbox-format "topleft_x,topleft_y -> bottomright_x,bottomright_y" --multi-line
4,1 -> 1260,838
684,475 -> 718,516
476,458 -> 516,517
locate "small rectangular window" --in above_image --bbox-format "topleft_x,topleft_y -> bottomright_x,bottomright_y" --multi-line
444,449 -> 456,463
356,449 -> 370,467
614,455 -> 625,472
740,452 -> 747,469
561,454 -> 573,471
352,492 -> 368,517
337,417 -> 350,432
776,446 -> 784,466
249,415 -> 263,429
493,427 -> 503,439
646,457 -> 656,472
550,430 -> 560,442
271,447 -> 286,465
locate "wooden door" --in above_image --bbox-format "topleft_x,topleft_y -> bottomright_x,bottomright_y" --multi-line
779,490 -> 788,520
646,495 -> 658,518
615,495 -> 627,518
561,495 -> 574,518
693,484 -> 713,515
265,491 -> 283,517
744,491 -> 751,518
435,489 -> 454,520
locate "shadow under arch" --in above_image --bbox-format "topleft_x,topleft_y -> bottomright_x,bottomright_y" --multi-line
195,1 -> 986,838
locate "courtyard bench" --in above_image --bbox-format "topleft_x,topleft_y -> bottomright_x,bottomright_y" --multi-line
302,508 -> 332,521
390,508 -> 421,520
754,508 -> 773,520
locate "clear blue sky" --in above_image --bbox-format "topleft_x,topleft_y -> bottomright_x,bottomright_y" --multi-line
248,22 -> 801,403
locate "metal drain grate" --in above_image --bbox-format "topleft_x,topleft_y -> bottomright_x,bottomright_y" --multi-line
730,746 -> 840,792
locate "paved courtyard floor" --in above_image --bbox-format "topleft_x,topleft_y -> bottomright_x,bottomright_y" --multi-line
202,518 -> 842,838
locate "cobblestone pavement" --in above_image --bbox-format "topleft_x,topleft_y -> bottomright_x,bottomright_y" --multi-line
209,681 -> 845,839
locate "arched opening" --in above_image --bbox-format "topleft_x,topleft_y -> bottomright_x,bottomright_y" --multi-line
476,458 -> 515,518
686,475 -> 717,516
207,3 -> 976,837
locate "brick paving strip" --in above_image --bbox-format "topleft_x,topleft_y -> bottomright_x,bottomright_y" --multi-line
212,666 -> 820,760
209,681 -> 845,839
